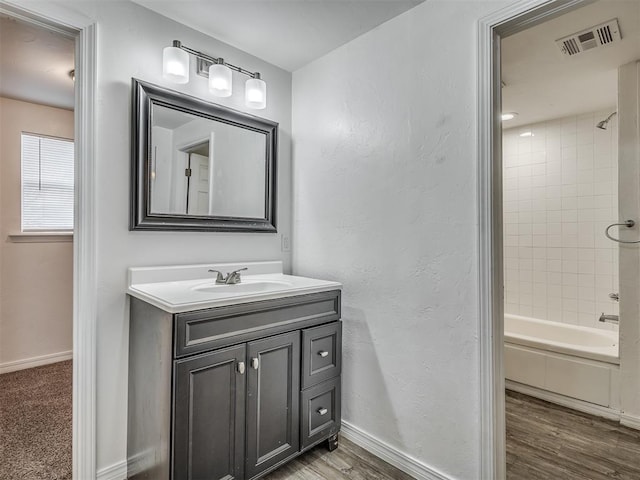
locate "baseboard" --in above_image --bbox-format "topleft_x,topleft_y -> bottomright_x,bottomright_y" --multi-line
341,421 -> 452,480
620,413 -> 640,431
506,380 -> 621,421
97,460 -> 127,480
0,350 -> 73,374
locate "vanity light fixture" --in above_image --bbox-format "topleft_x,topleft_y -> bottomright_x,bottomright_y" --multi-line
519,131 -> 534,137
501,112 -> 518,121
162,40 -> 266,109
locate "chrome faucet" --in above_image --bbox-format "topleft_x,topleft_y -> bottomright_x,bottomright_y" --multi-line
599,313 -> 619,324
208,267 -> 248,285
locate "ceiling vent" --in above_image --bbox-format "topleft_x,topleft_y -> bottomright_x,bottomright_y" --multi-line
556,19 -> 621,57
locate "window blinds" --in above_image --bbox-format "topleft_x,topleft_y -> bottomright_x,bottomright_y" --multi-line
21,133 -> 74,231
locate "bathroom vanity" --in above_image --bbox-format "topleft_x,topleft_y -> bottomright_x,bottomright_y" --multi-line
126,262 -> 342,480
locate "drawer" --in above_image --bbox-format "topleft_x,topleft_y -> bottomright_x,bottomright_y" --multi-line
174,290 -> 341,358
301,322 -> 342,388
301,378 -> 341,449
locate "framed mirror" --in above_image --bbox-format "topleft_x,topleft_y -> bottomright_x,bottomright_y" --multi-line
130,79 -> 277,232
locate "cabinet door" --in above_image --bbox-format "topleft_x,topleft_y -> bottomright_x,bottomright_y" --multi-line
246,331 -> 300,478
173,344 -> 246,480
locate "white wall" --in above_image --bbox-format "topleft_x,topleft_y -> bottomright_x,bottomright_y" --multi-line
503,110 -> 619,331
292,1 -> 509,478
0,97 -> 74,370
25,0 -> 293,471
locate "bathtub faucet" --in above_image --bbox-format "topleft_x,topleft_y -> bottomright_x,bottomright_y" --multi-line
599,313 -> 619,324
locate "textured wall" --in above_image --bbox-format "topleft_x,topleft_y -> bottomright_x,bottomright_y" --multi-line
0,97 -> 74,367
503,110 -> 619,331
292,1 -> 510,478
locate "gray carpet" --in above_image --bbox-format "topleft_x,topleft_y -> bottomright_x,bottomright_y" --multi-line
0,360 -> 72,480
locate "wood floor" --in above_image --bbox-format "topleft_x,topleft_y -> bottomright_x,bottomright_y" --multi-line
506,390 -> 640,480
263,437 -> 414,480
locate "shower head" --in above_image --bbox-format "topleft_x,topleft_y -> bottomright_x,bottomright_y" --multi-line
596,111 -> 617,130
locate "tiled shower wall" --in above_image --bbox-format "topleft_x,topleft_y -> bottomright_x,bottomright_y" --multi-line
503,109 -> 619,331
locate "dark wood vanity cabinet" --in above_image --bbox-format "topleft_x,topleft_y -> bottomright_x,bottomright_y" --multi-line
127,290 -> 342,480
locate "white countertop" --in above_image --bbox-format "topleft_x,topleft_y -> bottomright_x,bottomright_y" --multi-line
127,261 -> 342,313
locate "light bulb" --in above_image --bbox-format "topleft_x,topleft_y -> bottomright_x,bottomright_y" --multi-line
162,45 -> 189,84
245,75 -> 266,109
209,62 -> 232,97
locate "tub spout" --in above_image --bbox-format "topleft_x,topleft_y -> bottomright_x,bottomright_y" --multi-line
599,313 -> 619,324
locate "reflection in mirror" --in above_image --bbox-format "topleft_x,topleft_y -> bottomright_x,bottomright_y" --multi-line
131,79 -> 277,232
150,105 -> 266,218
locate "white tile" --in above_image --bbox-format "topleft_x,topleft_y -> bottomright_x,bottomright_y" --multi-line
546,185 -> 561,198
532,235 -> 546,247
578,261 -> 595,274
519,305 -> 533,316
519,258 -> 533,270
532,164 -> 546,176
547,223 -> 562,235
578,274 -> 595,287
547,234 -> 562,248
561,210 -> 578,223
577,183 -> 594,197
518,247 -> 533,259
562,260 -> 578,273
518,175 -> 532,189
561,248 -> 578,261
562,197 -> 578,210
532,258 -> 547,271
562,273 -> 578,286
547,212 -> 562,223
562,284 -> 578,299
578,249 -> 595,262
504,212 -> 519,224
519,235 -> 532,247
547,259 -> 562,272
505,223 -> 518,236
531,211 -> 546,223
561,185 -> 577,197
547,248 -> 561,260
532,247 -> 546,259
533,271 -> 547,284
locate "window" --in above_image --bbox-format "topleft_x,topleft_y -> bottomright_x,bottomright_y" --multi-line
21,133 -> 74,231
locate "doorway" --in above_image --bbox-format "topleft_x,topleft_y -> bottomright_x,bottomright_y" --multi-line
479,0 -> 640,478
0,2 -> 97,478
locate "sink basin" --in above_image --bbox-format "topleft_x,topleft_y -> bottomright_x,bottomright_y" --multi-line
191,280 -> 294,295
127,261 -> 342,313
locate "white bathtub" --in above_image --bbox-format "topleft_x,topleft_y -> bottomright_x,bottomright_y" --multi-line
505,314 -> 619,364
505,314 -> 620,411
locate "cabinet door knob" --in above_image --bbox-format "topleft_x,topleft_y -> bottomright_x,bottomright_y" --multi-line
237,362 -> 246,375
251,357 -> 259,370
318,351 -> 329,358
317,407 -> 328,416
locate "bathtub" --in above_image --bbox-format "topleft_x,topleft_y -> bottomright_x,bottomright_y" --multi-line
505,314 -> 620,412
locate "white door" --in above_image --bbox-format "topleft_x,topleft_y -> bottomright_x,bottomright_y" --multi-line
187,153 -> 210,215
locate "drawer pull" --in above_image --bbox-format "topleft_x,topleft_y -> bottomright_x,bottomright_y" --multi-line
251,358 -> 259,370
317,407 -> 328,416
237,362 -> 245,375
318,351 -> 329,358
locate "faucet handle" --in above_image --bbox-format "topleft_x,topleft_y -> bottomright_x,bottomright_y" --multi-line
208,269 -> 226,284
227,267 -> 248,284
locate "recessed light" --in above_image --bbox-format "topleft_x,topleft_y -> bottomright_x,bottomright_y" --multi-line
501,112 -> 518,121
520,131 -> 533,137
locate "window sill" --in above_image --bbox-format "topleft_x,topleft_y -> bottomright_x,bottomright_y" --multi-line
8,232 -> 74,243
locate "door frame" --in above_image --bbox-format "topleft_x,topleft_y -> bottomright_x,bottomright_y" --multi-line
0,2 -> 98,478
477,0 -> 592,478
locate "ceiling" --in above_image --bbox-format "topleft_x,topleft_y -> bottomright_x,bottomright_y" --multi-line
132,0 -> 424,72
501,0 -> 640,128
0,14 -> 75,110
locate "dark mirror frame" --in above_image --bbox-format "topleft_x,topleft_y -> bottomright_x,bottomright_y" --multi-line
130,78 -> 278,232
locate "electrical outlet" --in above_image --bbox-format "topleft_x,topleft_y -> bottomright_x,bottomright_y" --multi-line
281,234 -> 291,252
